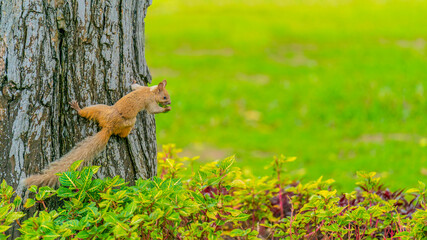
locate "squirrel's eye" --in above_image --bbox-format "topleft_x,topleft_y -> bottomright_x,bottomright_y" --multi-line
163,96 -> 167,99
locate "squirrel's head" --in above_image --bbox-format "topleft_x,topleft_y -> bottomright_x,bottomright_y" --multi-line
154,80 -> 171,107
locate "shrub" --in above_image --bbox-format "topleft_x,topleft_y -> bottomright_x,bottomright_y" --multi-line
0,144 -> 426,239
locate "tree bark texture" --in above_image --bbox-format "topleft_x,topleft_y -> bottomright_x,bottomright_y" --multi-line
0,0 -> 156,197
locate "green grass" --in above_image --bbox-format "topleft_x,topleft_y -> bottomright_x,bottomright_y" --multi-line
145,0 -> 427,191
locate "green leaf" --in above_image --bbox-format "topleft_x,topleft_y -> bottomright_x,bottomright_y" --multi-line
24,198 -> 36,208
207,177 -> 221,186
226,208 -> 242,217
28,185 -> 38,193
124,202 -> 137,216
63,219 -> 79,229
104,212 -> 119,224
90,166 -> 100,175
206,211 -> 217,220
78,203 -> 99,218
76,189 -> 88,202
5,212 -> 25,224
365,228 -> 378,235
105,175 -> 126,188
131,215 -> 145,225
318,190 -> 337,199
229,229 -> 244,237
58,171 -> 79,187
87,179 -> 103,192
218,156 -> 235,173
231,179 -> 246,188
300,202 -> 316,212
78,168 -> 94,188
0,207 -> 9,219
406,188 -> 420,194
0,180 -> 7,189
0,226 -> 10,233
56,187 -> 76,198
35,186 -> 56,201
13,196 -> 22,207
323,224 -> 340,232
166,212 -> 180,221
75,230 -> 90,239
70,160 -> 84,171
232,213 -> 251,221
38,231 -> 60,240
195,171 -> 207,183
39,186 -> 55,192
149,208 -> 164,221
394,232 -> 411,237
190,191 -> 205,203
113,223 -> 130,238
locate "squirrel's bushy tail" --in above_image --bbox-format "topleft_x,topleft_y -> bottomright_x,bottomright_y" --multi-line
24,128 -> 112,187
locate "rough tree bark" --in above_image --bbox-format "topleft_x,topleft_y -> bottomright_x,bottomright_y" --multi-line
0,0 -> 156,203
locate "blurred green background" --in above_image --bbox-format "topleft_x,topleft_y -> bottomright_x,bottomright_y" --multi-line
145,0 -> 426,191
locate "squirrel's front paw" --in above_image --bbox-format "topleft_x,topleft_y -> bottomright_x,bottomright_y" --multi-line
69,100 -> 81,111
164,106 -> 171,112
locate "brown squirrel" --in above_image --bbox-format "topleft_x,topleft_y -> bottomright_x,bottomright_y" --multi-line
24,80 -> 171,187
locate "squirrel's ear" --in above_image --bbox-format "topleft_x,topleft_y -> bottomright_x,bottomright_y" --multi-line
162,79 -> 167,87
158,81 -> 164,91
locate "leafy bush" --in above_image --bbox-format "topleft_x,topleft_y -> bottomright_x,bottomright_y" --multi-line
1,144 -> 426,239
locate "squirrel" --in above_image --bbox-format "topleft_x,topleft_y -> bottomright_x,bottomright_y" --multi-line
24,80 -> 171,187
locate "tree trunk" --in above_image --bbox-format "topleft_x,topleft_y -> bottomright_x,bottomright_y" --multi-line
0,0 -> 155,205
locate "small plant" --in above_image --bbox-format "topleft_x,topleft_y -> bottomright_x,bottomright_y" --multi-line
0,180 -> 25,240
0,144 -> 426,239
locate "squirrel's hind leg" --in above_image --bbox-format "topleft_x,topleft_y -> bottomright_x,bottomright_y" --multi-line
117,127 -> 133,138
70,101 -> 111,126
